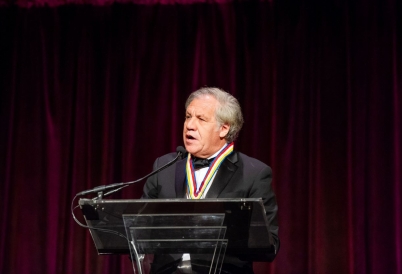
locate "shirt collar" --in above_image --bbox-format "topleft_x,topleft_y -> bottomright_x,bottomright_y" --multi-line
207,143 -> 228,160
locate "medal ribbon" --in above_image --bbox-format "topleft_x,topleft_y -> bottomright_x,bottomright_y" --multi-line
186,142 -> 234,199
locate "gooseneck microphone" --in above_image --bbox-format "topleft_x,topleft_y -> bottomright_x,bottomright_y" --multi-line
77,146 -> 187,197
71,146 -> 188,250
176,146 -> 187,160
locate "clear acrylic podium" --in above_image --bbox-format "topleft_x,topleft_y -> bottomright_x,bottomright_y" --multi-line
79,198 -> 276,274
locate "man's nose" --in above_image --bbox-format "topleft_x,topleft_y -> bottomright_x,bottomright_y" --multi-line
186,117 -> 196,129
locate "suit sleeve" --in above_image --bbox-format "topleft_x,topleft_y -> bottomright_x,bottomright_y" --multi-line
248,165 -> 280,257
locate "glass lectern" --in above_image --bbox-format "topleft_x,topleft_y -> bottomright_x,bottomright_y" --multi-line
79,198 -> 275,274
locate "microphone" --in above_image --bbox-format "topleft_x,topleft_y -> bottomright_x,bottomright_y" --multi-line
176,146 -> 187,159
77,146 -> 187,197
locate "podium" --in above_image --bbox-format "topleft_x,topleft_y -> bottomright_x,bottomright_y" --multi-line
79,198 -> 276,273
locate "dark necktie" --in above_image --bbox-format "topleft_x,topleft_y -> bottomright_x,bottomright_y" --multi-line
192,157 -> 215,169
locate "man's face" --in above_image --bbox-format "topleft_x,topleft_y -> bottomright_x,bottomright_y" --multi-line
183,95 -> 230,158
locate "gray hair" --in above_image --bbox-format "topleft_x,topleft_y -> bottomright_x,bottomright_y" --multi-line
185,87 -> 244,143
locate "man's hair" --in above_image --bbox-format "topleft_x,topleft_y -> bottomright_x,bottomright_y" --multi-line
185,87 -> 244,143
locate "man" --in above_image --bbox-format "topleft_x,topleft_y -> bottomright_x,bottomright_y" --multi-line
143,87 -> 279,273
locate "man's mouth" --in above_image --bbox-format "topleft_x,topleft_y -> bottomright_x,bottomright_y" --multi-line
186,134 -> 196,140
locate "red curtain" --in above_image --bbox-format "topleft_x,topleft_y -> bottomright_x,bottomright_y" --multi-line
0,1 -> 401,273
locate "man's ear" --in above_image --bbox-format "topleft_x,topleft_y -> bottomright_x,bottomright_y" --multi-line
219,124 -> 230,138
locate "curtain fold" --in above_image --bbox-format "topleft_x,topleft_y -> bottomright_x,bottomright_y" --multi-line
0,1 -> 401,273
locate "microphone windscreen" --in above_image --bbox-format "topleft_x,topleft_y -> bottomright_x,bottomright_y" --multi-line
176,146 -> 187,158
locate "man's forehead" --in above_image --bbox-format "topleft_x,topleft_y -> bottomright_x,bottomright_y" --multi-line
186,96 -> 218,112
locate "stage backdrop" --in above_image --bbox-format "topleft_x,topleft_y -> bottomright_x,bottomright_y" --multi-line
0,0 -> 401,273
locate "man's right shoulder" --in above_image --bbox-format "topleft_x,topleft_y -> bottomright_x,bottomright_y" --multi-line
154,152 -> 180,165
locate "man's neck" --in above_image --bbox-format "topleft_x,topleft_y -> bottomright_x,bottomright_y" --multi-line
205,143 -> 228,159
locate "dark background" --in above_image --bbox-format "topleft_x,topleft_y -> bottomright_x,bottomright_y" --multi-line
0,0 -> 401,273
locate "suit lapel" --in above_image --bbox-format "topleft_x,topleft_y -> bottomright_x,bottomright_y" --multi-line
175,158 -> 187,198
205,151 -> 238,198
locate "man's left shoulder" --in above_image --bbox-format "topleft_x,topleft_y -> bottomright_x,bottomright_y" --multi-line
235,151 -> 271,170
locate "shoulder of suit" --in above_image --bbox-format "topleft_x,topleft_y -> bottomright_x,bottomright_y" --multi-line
154,150 -> 270,169
235,151 -> 271,169
155,152 -> 180,165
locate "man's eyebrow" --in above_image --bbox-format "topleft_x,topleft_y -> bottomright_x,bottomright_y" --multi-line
197,113 -> 210,120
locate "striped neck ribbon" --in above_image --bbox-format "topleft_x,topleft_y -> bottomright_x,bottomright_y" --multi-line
186,142 -> 234,199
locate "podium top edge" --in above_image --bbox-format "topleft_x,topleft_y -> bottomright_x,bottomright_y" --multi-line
79,198 -> 262,205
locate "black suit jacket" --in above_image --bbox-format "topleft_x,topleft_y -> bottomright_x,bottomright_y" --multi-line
143,150 -> 279,273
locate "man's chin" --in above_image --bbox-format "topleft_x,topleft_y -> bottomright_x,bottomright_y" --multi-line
184,145 -> 201,156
